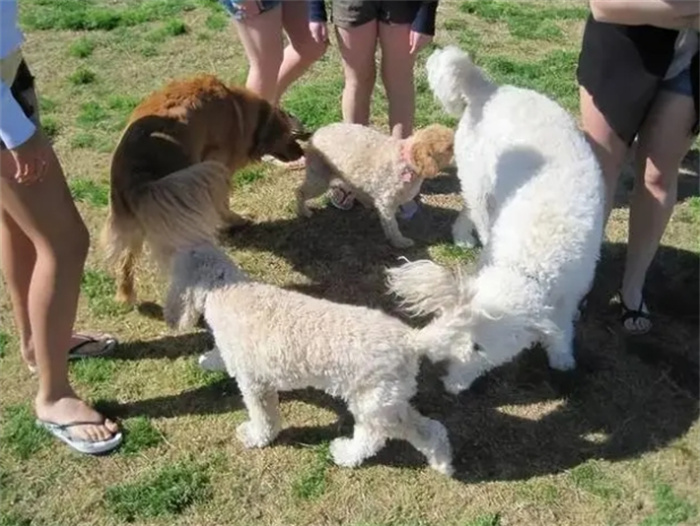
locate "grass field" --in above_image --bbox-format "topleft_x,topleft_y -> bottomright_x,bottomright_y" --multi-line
0,1 -> 698,525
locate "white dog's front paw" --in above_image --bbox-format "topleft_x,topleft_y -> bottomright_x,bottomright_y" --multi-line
236,421 -> 272,449
198,348 -> 227,373
547,351 -> 576,372
330,437 -> 364,468
426,421 -> 454,477
453,232 -> 477,249
442,371 -> 478,395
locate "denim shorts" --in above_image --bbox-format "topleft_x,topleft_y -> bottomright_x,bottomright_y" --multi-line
218,0 -> 281,20
661,65 -> 693,98
0,58 -> 39,150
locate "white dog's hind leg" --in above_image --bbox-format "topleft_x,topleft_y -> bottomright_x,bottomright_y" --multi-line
542,314 -> 576,371
236,386 -> 282,448
330,423 -> 386,468
452,207 -> 478,248
396,407 -> 453,476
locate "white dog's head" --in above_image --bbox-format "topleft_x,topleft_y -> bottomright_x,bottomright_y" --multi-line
164,242 -> 248,331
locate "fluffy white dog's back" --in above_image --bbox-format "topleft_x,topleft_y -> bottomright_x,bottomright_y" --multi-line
164,242 -> 467,475
390,46 -> 605,394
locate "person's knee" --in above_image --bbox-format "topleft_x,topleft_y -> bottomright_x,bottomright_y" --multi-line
344,65 -> 375,95
49,219 -> 89,266
296,37 -> 328,64
642,162 -> 678,197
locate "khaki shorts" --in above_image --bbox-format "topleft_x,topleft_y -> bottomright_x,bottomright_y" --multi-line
0,49 -> 39,150
331,0 -> 421,29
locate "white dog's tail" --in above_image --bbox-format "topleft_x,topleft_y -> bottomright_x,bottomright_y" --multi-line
426,45 -> 496,117
386,259 -> 471,317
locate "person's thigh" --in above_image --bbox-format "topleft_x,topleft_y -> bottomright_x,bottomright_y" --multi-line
229,1 -> 283,62
636,87 -> 696,179
378,21 -> 413,69
281,0 -> 323,53
335,20 -> 378,81
0,130 -> 87,254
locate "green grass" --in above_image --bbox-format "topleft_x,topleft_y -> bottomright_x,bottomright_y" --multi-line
568,461 -> 622,500
76,100 -> 109,126
147,19 -> 189,43
38,95 -> 57,113
70,131 -> 97,149
69,177 -> 109,207
640,483 -> 697,526
68,66 -> 97,86
291,443 -> 331,501
460,0 -> 587,41
69,37 -> 96,58
0,332 -> 10,359
464,513 -> 501,526
233,164 -> 267,188
41,115 -> 59,140
0,512 -> 32,526
119,417 -> 165,456
0,404 -> 51,460
70,358 -> 117,387
80,269 -> 130,317
283,77 -> 344,130
104,460 -> 211,522
20,0 -> 200,32
205,12 -> 228,32
480,49 -> 580,113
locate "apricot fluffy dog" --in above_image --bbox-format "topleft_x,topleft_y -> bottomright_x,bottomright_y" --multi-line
101,75 -> 304,305
298,123 -> 454,248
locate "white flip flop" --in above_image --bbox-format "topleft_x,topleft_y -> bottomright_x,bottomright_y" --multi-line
36,419 -> 123,455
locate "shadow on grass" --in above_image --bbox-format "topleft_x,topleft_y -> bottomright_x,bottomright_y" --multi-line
223,201 -> 459,308
103,235 -> 698,483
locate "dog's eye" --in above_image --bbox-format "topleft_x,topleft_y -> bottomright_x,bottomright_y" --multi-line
472,343 -> 483,353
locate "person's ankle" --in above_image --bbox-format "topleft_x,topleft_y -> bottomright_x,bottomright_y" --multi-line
35,385 -> 77,406
620,283 -> 644,309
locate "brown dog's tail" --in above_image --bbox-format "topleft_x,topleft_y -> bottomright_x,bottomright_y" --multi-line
102,160 -> 231,270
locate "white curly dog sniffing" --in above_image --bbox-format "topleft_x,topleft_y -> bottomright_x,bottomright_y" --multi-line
297,122 -> 454,248
164,242 -> 468,475
385,46 -> 606,394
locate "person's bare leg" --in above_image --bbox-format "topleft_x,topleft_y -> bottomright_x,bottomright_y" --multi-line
378,22 -> 415,138
336,21 -> 378,125
276,0 -> 327,104
579,86 -> 630,223
233,5 -> 284,103
0,131 -> 118,442
0,210 -> 35,365
621,90 -> 695,332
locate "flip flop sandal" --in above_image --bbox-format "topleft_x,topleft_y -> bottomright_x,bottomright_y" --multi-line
617,291 -> 652,336
261,155 -> 306,170
26,333 -> 118,374
67,333 -> 118,361
328,186 -> 356,211
36,419 -> 123,455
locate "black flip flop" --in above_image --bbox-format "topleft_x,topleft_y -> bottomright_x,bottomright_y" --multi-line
617,291 -> 652,335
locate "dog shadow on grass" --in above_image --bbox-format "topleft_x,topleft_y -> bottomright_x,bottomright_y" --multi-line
223,200 -> 460,309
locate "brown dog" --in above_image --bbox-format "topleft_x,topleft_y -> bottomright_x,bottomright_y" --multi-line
101,74 -> 304,305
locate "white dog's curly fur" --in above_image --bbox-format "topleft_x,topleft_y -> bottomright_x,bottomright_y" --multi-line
386,46 -> 605,394
297,122 -> 454,248
164,242 -> 470,475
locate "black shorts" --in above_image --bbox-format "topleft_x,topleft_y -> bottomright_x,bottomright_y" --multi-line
576,16 -> 699,145
0,59 -> 38,150
331,0 -> 421,29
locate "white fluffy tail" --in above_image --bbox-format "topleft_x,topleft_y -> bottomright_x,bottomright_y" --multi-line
425,45 -> 496,117
386,259 -> 471,317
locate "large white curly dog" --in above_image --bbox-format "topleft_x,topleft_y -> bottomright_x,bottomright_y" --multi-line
164,242 -> 468,475
387,46 -> 605,394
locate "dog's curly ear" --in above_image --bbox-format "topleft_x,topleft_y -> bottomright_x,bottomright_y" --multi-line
410,125 -> 455,178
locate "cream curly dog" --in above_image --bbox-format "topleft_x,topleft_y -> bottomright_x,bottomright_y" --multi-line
382,46 -> 606,394
297,123 -> 454,248
164,242 -> 468,475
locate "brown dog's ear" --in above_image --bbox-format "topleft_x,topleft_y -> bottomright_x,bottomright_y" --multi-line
410,140 -> 441,178
410,124 -> 455,178
250,102 -> 304,162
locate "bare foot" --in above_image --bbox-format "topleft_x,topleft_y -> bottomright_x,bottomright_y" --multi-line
35,392 -> 120,443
